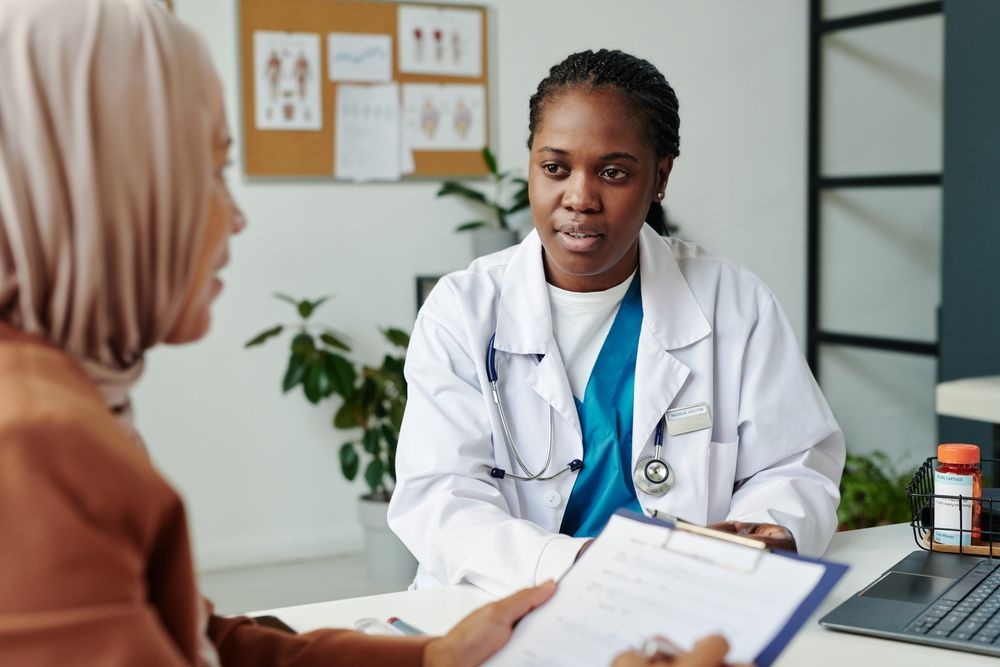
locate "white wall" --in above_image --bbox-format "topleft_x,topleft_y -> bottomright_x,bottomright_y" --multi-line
137,0 -> 814,571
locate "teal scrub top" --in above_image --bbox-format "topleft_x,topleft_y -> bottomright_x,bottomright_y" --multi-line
559,273 -> 643,538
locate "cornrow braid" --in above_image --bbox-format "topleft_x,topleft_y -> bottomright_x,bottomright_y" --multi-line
527,49 -> 680,159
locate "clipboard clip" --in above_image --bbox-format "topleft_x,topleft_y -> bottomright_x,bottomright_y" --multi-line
648,511 -> 767,573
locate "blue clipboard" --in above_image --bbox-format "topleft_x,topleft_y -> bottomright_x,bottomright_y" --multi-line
613,509 -> 848,667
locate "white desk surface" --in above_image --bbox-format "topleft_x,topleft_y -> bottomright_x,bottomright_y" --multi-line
937,375 -> 1000,423
258,523 -> 997,665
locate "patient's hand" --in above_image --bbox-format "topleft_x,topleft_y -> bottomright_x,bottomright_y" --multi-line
424,581 -> 556,667
612,634 -> 750,666
709,521 -> 796,552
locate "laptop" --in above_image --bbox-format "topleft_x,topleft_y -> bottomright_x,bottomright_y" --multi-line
820,549 -> 1000,657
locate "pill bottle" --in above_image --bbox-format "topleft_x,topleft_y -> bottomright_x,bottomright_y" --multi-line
933,443 -> 982,546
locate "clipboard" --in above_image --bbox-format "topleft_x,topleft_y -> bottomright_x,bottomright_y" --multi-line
484,509 -> 848,667
621,510 -> 848,666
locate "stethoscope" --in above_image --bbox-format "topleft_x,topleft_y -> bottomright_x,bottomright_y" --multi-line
484,333 -> 675,495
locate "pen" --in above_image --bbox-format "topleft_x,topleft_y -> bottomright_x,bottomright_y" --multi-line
387,616 -> 426,636
354,617 -> 405,636
637,636 -> 682,658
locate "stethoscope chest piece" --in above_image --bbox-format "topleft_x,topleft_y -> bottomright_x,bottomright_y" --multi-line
633,417 -> 673,496
633,455 -> 674,496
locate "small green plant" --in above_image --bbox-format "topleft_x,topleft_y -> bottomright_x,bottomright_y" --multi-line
332,327 -> 409,502
437,146 -> 529,232
838,451 -> 916,530
246,294 -> 409,500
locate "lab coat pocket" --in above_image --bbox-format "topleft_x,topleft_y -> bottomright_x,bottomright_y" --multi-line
707,439 -> 739,522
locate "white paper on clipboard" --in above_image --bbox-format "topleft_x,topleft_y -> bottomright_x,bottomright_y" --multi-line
483,512 -> 845,667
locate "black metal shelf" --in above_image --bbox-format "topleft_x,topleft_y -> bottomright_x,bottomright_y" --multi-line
806,0 -> 944,377
817,331 -> 939,357
818,173 -> 941,189
818,1 -> 942,34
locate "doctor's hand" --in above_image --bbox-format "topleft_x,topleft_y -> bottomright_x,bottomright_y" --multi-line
708,521 -> 796,552
611,635 -> 751,667
423,580 -> 556,667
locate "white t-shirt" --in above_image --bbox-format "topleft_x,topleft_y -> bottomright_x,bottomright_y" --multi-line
546,270 -> 637,400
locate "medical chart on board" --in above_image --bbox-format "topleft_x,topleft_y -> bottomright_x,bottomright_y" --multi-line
327,33 -> 393,83
254,31 -> 322,131
401,83 -> 485,151
397,5 -> 482,77
335,83 -> 402,181
483,513 -> 842,667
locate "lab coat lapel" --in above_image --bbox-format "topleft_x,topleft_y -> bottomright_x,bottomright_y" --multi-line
493,231 -> 581,436
632,227 -> 712,462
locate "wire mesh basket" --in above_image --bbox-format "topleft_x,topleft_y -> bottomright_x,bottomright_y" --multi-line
907,456 -> 1000,557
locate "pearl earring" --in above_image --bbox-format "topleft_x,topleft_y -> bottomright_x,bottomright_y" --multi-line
656,192 -> 665,201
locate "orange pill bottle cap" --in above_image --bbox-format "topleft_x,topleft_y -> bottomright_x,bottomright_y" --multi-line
938,443 -> 981,465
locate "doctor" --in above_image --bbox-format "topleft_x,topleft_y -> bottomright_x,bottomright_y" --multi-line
388,49 -> 845,596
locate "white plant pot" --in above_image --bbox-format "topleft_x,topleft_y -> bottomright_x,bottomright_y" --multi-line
357,494 -> 417,592
471,228 -> 519,258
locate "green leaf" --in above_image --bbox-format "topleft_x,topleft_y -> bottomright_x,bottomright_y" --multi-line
245,324 -> 284,347
505,200 -> 530,216
389,400 -> 406,431
273,292 -> 298,306
282,353 -> 307,393
333,392 -> 364,430
291,333 -> 315,357
382,328 -> 410,349
315,351 -> 335,398
436,181 -> 488,205
320,332 -> 351,352
382,355 -> 405,375
511,177 -> 527,187
481,146 -> 498,175
324,352 -> 356,398
339,443 -> 359,480
303,360 -> 324,404
363,428 -> 380,454
364,458 -> 385,494
298,298 -> 318,320
380,423 -> 398,449
455,220 -> 488,232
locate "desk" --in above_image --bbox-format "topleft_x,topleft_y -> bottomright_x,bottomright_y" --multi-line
937,375 -> 1000,459
257,523 -> 997,665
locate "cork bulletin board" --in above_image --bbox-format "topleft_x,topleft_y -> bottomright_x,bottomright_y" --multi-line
239,0 -> 490,179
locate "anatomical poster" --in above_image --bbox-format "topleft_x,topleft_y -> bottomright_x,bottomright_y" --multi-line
397,5 -> 482,78
402,83 -> 485,151
254,31 -> 322,131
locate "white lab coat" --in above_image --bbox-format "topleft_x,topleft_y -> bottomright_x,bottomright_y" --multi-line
388,226 -> 845,597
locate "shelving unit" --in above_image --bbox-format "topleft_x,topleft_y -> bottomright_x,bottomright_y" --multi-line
806,0 -> 944,376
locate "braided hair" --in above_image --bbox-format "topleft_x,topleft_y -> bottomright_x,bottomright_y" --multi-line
527,49 -> 681,160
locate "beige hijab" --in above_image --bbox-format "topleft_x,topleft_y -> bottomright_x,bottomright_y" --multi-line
0,0 -> 224,435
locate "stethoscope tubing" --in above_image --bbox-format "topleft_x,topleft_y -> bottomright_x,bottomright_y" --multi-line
487,333 -> 580,481
485,333 -> 668,488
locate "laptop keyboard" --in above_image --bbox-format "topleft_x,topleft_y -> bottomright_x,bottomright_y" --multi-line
905,560 -> 1000,644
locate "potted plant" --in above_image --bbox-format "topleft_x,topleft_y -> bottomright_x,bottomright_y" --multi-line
246,294 -> 417,590
837,451 -> 916,530
437,146 -> 529,257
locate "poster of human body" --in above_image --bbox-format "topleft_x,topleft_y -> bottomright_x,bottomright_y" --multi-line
254,31 -> 322,131
402,83 -> 485,150
397,6 -> 482,78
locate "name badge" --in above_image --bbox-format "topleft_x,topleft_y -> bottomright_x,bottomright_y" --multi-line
665,402 -> 712,436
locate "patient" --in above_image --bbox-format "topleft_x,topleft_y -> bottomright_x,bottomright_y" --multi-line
0,1 -> 735,665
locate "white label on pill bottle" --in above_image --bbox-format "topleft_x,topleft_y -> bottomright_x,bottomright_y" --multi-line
934,471 -> 974,545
